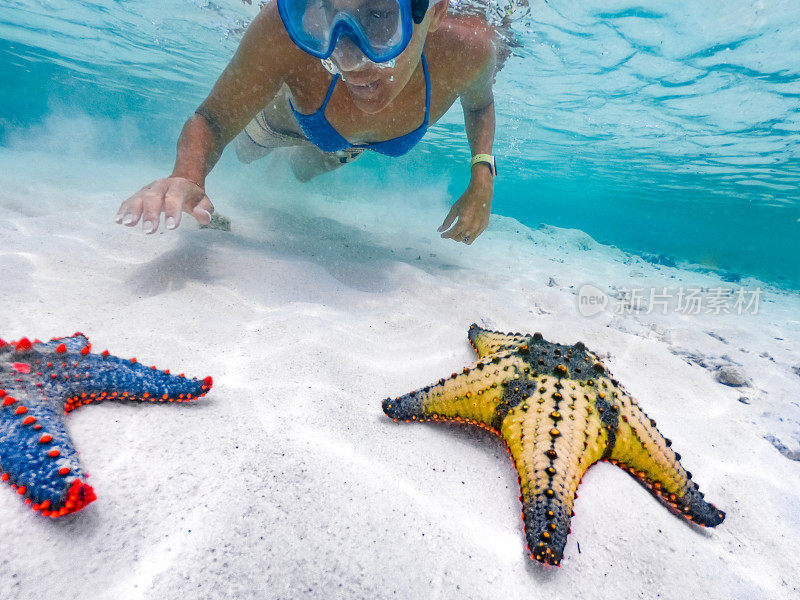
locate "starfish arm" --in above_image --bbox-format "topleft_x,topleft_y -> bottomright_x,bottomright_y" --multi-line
382,353 -> 545,431
605,385 -> 725,527
28,335 -> 212,408
0,390 -> 95,516
501,372 -> 611,565
468,324 -> 530,358
1,334 -> 213,517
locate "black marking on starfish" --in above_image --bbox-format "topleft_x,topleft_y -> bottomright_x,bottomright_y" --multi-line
594,394 -> 620,456
495,370 -> 537,427
383,324 -> 726,567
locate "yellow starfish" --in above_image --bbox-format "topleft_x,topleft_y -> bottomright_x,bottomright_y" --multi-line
382,324 -> 725,566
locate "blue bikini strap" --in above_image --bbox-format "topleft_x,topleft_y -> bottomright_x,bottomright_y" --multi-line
421,52 -> 430,124
319,73 -> 340,113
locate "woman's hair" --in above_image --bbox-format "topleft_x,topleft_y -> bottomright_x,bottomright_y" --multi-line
412,0 -> 447,24
411,0 -> 429,24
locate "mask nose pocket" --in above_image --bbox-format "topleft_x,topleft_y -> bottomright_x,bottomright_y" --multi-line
331,37 -> 370,71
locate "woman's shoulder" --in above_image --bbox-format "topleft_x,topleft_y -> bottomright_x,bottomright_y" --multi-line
248,1 -> 297,48
233,2 -> 313,79
439,12 -> 495,49
427,12 -> 495,87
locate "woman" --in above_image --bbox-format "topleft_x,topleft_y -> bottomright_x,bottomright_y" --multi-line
116,0 -> 498,244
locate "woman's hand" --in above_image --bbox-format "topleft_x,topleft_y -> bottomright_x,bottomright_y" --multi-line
115,177 -> 214,234
438,176 -> 493,245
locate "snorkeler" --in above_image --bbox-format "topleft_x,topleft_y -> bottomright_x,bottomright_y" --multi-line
116,0 -> 499,244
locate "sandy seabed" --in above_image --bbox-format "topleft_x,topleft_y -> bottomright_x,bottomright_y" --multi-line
0,147 -> 798,600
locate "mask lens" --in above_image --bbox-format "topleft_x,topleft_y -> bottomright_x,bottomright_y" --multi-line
300,0 -> 334,52
350,1 -> 402,49
279,0 -> 409,61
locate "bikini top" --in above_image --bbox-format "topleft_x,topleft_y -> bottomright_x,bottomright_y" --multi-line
289,52 -> 430,157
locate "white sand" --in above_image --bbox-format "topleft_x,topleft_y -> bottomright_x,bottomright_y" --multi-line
1,145 -> 799,599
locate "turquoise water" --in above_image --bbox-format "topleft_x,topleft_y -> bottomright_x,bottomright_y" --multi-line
2,0 -> 799,289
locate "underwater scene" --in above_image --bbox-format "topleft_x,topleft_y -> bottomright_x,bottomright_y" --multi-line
1,0 -> 798,598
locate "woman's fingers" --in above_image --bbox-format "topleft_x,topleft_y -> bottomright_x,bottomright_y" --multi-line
441,215 -> 464,238
116,178 -> 212,232
116,193 -> 143,226
444,224 -> 470,242
441,214 -> 487,244
440,210 -> 474,242
439,198 -> 489,244
197,194 -> 214,215
438,206 -> 458,233
117,180 -> 166,229
468,220 -> 488,244
140,186 -> 168,234
163,184 -> 185,230
114,204 -> 127,224
184,194 -> 214,225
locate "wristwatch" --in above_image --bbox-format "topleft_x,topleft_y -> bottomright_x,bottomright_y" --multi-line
471,153 -> 497,177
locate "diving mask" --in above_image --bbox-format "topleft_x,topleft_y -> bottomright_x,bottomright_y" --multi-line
277,0 -> 442,64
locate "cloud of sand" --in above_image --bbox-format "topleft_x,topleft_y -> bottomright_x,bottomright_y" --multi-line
4,107 -> 166,164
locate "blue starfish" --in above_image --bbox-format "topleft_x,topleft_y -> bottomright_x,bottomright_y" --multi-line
0,333 -> 212,518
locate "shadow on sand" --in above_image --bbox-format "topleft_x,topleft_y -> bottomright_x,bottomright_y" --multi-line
125,205 -> 466,298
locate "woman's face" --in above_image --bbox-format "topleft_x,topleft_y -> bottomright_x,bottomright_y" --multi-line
330,4 -> 445,114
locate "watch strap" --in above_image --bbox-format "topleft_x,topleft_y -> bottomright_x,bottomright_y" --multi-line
471,153 -> 497,177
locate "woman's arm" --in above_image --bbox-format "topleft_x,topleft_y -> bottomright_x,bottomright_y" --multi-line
439,31 -> 497,244
117,4 -> 298,233
462,76 -> 496,183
